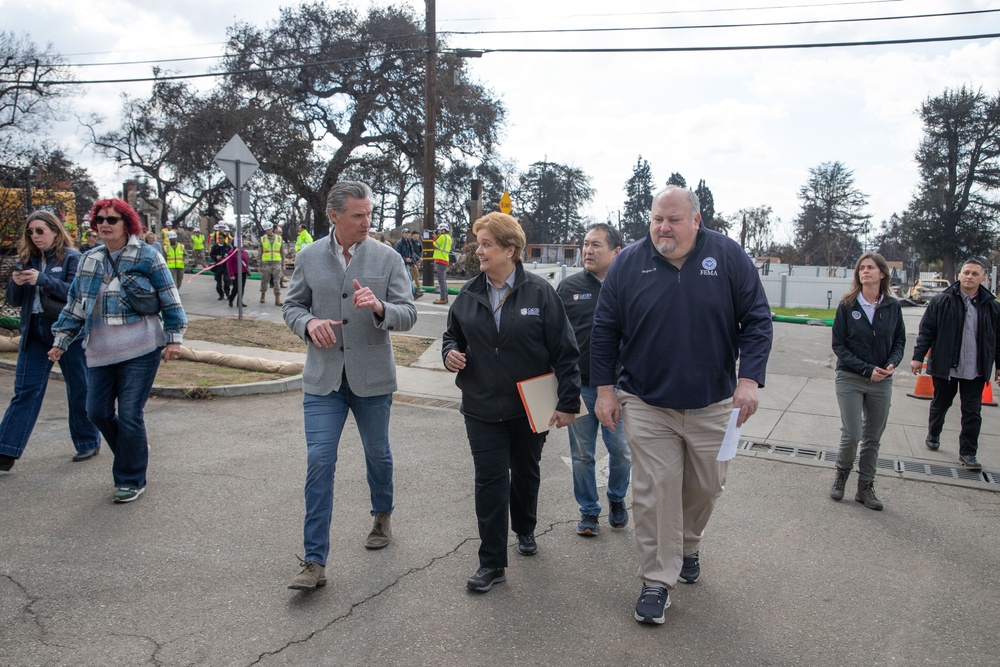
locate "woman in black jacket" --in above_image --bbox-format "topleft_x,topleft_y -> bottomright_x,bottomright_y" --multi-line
0,211 -> 100,471
830,252 -> 905,509
442,212 -> 581,593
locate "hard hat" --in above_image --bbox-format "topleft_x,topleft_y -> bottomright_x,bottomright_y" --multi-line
401,228 -> 410,233
436,224 -> 449,231
167,231 -> 177,239
261,222 -> 273,231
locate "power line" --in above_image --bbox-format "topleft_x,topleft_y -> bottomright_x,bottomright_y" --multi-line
442,8 -> 1000,37
14,48 -> 423,86
440,0 -> 910,23
459,31 -> 1000,54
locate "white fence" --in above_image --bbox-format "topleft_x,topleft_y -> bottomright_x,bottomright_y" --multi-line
761,273 -> 854,309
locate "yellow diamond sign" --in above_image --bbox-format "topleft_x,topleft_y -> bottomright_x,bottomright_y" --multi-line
499,190 -> 512,215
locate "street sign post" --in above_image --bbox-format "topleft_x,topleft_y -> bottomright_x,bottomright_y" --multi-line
215,134 -> 259,319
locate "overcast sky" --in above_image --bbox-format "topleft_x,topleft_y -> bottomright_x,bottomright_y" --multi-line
4,0 -> 1000,241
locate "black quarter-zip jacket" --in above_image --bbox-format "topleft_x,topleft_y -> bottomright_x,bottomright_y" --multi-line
442,263 -> 581,422
831,295 -> 906,378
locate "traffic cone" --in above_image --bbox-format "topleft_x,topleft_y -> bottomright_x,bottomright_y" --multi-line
907,354 -> 934,400
982,381 -> 997,407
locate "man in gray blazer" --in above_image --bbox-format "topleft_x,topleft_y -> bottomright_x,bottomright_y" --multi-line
283,181 -> 418,591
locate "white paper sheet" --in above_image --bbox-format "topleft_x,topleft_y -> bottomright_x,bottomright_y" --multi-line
717,408 -> 742,461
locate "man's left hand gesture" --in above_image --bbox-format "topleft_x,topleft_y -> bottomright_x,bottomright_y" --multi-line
352,278 -> 385,319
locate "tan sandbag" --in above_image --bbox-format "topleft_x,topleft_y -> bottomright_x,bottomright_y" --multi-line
0,336 -> 19,352
178,345 -> 303,375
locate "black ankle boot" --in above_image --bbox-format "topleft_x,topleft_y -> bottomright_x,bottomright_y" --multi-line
830,468 -> 850,501
855,480 -> 884,511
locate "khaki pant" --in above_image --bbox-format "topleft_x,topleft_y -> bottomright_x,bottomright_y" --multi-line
190,248 -> 205,269
409,263 -> 420,289
619,391 -> 731,589
260,261 -> 282,295
170,267 -> 184,291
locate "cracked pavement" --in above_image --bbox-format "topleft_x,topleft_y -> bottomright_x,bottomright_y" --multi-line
2,346 -> 1000,666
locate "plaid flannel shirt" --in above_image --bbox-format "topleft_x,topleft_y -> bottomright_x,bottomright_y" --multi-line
52,235 -> 187,351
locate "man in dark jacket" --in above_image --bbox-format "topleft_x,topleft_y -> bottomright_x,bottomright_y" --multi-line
393,228 -> 422,299
592,186 -> 772,626
911,259 -> 1000,471
557,223 -> 631,537
209,226 -> 233,300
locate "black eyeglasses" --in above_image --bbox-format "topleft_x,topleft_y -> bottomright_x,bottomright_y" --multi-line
27,227 -> 50,236
93,215 -> 123,225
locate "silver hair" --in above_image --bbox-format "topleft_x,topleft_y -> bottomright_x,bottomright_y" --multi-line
652,185 -> 701,219
326,181 -> 373,214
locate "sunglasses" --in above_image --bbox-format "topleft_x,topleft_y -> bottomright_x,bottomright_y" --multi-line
93,215 -> 123,225
27,227 -> 50,236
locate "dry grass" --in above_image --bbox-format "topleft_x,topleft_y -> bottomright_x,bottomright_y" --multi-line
183,317 -> 433,366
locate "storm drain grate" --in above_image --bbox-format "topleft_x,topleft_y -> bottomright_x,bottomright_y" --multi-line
747,442 -> 991,486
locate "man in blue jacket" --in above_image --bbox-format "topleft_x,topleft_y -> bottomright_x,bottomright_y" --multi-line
910,258 -> 1000,472
592,186 -> 772,626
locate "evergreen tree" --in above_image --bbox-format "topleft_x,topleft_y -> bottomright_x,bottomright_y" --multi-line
793,161 -> 869,269
695,179 -> 717,230
621,156 -> 654,243
517,160 -> 594,244
903,86 -> 1000,280
666,172 -> 687,188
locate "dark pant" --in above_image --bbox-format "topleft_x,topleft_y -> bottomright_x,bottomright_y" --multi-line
227,273 -> 247,305
929,375 -> 983,457
464,415 -> 546,569
0,317 -> 100,458
86,349 -> 161,488
214,270 -> 232,298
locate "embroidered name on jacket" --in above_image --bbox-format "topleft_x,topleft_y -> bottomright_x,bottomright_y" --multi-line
520,307 -> 540,316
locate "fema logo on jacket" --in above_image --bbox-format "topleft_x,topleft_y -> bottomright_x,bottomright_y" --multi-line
700,256 -> 718,276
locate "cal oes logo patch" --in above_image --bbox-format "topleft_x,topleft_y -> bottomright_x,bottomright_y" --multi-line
520,307 -> 540,316
573,293 -> 592,301
852,311 -> 862,320
700,256 -> 718,276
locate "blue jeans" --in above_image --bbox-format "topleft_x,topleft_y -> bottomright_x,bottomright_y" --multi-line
302,378 -> 394,566
567,385 -> 632,517
0,317 -> 100,458
86,348 -> 161,489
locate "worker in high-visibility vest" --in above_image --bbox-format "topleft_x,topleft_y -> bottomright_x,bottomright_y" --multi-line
432,223 -> 453,304
164,231 -> 186,292
190,228 -> 206,269
295,223 -> 313,253
259,222 -> 284,306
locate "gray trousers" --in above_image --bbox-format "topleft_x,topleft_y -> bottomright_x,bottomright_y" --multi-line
436,262 -> 448,300
834,370 -> 893,481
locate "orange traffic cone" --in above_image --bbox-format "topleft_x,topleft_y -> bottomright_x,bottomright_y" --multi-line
907,354 -> 934,400
982,381 -> 997,407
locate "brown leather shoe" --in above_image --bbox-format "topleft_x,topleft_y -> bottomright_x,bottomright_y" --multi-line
432,299 -> 448,305
365,512 -> 391,549
288,560 -> 326,590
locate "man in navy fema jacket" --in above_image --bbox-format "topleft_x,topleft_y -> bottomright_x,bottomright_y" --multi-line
592,185 -> 772,625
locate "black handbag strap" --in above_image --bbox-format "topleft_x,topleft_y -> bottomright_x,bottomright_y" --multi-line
105,248 -> 125,281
